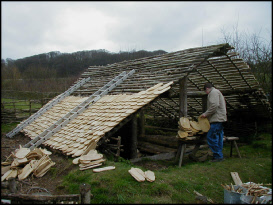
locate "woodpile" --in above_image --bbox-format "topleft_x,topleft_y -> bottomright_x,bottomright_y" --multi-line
221,172 -> 272,204
176,116 -> 209,141
1,145 -> 55,181
222,183 -> 272,204
128,167 -> 155,182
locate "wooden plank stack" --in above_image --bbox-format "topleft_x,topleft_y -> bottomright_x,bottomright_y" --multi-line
72,149 -> 106,171
177,116 -> 208,141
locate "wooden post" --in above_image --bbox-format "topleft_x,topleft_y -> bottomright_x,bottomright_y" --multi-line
202,95 -> 207,113
230,141 -> 233,157
80,183 -> 91,204
179,76 -> 188,118
177,76 -> 188,167
8,177 -> 17,193
131,113 -> 138,159
139,109 -> 145,138
116,136 -> 121,157
29,99 -> 32,116
12,102 -> 16,113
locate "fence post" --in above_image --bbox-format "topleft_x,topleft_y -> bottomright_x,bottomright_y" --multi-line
29,99 -> 32,116
12,102 -> 16,113
80,183 -> 91,204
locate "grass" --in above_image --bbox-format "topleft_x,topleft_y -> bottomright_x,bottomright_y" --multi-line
1,98 -> 42,110
1,98 -> 43,119
54,127 -> 271,204
1,106 -> 271,204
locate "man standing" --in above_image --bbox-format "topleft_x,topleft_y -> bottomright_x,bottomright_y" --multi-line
201,82 -> 227,162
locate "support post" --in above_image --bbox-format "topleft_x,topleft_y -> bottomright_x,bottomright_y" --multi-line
179,76 -> 188,118
131,113 -> 138,159
178,144 -> 186,167
139,109 -> 145,138
80,183 -> 91,204
202,95 -> 207,113
177,76 -> 188,166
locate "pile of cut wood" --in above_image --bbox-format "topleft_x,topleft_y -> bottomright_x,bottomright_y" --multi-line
1,145 -> 55,181
177,116 -> 210,141
72,149 -> 107,171
221,172 -> 272,204
128,167 -> 155,182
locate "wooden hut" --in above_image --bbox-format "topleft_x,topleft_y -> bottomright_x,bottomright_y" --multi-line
20,43 -> 271,160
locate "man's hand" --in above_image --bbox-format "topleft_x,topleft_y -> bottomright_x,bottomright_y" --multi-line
200,113 -> 206,118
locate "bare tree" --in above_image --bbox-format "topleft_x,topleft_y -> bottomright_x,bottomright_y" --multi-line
219,24 -> 272,104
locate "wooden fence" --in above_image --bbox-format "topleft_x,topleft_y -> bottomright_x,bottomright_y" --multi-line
1,98 -> 51,123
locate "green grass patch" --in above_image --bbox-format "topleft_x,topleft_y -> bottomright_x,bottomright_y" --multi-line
1,122 -> 19,134
56,130 -> 272,204
1,121 -> 271,204
1,98 -> 42,110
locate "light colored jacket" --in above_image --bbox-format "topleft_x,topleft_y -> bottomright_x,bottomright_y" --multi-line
204,87 -> 227,123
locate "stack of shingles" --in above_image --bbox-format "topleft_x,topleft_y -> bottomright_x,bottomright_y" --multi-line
177,116 -> 210,141
72,149 -> 106,171
1,145 -> 55,181
21,82 -> 174,160
128,167 -> 155,182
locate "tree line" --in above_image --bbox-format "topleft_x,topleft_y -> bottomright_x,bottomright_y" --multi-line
1,49 -> 167,79
1,28 -> 271,104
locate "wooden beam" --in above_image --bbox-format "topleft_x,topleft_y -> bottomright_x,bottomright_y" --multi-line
171,88 -> 258,98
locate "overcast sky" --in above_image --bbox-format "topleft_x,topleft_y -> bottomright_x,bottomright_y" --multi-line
1,1 -> 272,60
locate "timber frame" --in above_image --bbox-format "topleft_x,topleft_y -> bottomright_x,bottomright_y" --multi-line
71,43 -> 271,158
75,43 -> 271,124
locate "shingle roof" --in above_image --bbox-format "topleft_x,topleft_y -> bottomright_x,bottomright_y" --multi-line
22,82 -> 173,157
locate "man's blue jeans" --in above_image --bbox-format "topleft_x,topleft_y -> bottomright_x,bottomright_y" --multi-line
206,122 -> 224,159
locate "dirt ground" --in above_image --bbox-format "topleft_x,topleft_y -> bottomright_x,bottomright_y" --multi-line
1,133 -> 78,196
1,133 -> 168,196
